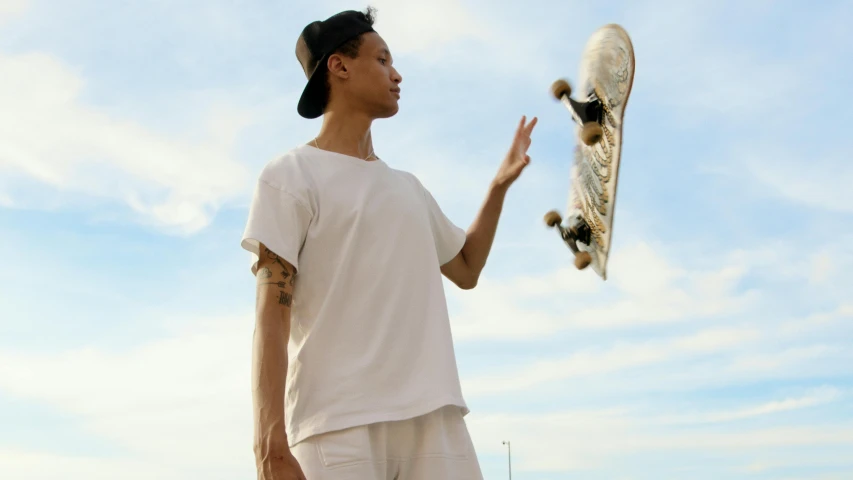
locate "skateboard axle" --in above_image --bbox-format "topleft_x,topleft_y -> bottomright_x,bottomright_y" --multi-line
557,220 -> 593,270
568,217 -> 592,246
555,85 -> 604,145
567,93 -> 603,128
544,211 -> 593,271
559,218 -> 591,248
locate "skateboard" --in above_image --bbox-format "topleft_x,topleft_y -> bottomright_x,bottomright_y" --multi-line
544,23 -> 635,280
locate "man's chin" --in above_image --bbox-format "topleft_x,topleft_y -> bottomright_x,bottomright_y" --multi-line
375,104 -> 400,119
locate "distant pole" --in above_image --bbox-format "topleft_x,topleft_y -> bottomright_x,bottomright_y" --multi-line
502,440 -> 512,480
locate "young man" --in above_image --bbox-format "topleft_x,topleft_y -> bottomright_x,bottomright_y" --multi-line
240,7 -> 536,480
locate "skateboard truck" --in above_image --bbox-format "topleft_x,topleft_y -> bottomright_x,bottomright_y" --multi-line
544,210 -> 592,270
551,79 -> 603,146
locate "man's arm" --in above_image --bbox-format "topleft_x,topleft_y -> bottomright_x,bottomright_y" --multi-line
251,242 -> 305,479
441,181 -> 509,290
441,115 -> 537,290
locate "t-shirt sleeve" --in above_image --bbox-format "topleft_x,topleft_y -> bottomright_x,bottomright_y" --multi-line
420,182 -> 467,266
240,178 -> 313,275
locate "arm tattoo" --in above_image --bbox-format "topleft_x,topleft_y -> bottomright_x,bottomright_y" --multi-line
259,246 -> 296,307
265,248 -> 291,277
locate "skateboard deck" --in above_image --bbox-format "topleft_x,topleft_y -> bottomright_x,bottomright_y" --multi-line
544,23 -> 635,280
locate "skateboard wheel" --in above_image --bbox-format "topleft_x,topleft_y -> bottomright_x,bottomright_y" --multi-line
544,210 -> 562,227
580,122 -> 603,145
550,79 -> 572,100
574,251 -> 592,270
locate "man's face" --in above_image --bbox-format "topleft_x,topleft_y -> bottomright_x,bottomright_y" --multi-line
336,32 -> 403,118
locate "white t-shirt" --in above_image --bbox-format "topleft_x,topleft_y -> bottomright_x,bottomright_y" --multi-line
240,144 -> 469,446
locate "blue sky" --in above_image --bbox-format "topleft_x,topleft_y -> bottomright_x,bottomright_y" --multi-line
1,0 -> 852,478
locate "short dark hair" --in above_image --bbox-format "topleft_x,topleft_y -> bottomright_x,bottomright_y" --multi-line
321,6 -> 377,111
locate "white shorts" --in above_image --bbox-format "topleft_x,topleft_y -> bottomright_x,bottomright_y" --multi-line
290,405 -> 484,480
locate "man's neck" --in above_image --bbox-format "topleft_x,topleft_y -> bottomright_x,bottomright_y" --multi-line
313,109 -> 377,160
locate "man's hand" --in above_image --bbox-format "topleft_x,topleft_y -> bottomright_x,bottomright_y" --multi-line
440,115 -> 539,289
255,446 -> 306,480
494,115 -> 537,188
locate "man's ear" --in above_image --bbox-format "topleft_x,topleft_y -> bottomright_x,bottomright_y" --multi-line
326,54 -> 350,80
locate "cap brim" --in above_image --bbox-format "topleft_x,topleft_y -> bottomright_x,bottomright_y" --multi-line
297,60 -> 328,119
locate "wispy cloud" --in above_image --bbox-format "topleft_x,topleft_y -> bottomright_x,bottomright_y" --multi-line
360,0 -> 585,86
653,386 -> 843,425
743,146 -> 853,214
0,0 -> 27,20
0,448 -> 187,480
463,326 -> 759,396
779,304 -> 853,338
623,0 -> 810,124
449,241 -> 756,341
362,0 -> 490,56
0,50 -> 253,234
0,314 -> 255,468
467,408 -> 853,473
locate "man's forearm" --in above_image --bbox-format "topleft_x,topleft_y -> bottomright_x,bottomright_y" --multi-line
460,180 -> 510,278
251,308 -> 289,458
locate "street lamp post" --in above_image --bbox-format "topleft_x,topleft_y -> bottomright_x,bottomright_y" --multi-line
502,440 -> 512,480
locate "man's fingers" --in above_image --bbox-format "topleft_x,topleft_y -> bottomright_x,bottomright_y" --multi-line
516,115 -> 527,137
514,115 -> 537,144
525,116 -> 538,135
509,115 -> 537,159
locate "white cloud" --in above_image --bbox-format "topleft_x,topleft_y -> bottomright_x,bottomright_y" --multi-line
0,240 -> 848,479
452,234 -> 851,401
623,0 -> 806,123
723,239 -> 851,287
2,307 -> 835,478
0,448 -> 188,480
366,0 -> 489,56
466,407 -> 853,473
449,241 -> 756,341
0,0 -> 27,20
809,250 -> 838,285
705,386 -> 841,421
768,471 -> 853,480
0,314 -> 256,470
0,51 -> 253,234
654,386 -> 842,425
726,344 -> 841,375
743,147 -> 853,214
582,342 -> 851,401
465,384 -> 851,473
463,326 -> 759,396
317,0 -> 586,88
570,246 -> 755,327
779,304 -> 853,338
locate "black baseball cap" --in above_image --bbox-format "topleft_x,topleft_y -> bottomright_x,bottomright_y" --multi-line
295,9 -> 376,119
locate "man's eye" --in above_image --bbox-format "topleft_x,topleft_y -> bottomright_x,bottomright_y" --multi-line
379,58 -> 387,64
